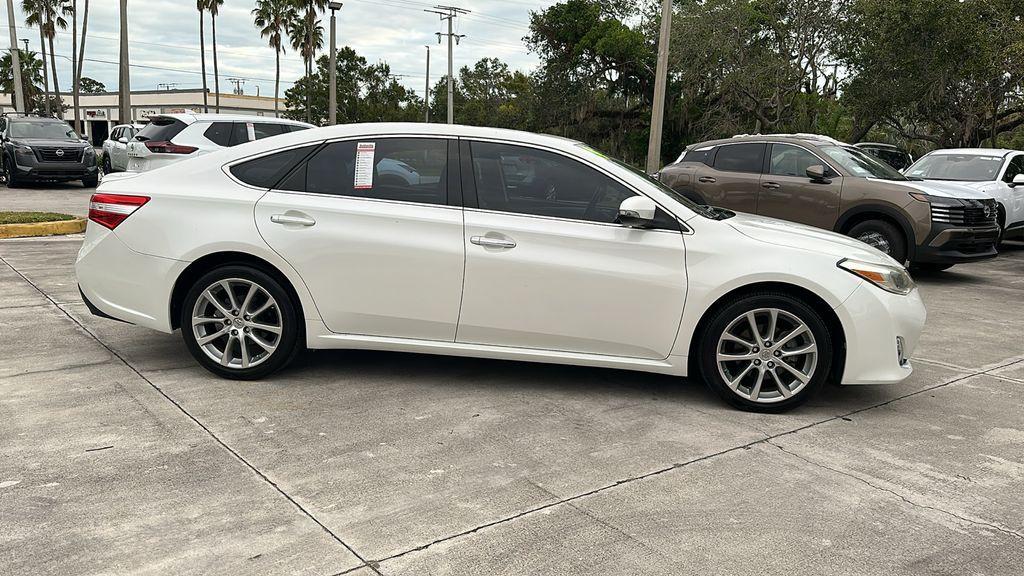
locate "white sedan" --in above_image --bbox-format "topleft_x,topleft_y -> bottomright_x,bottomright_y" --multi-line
905,148 -> 1024,241
126,113 -> 313,172
77,123 -> 926,412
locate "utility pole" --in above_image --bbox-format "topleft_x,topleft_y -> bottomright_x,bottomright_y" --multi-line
645,0 -> 673,174
5,0 -> 25,113
426,5 -> 467,124
328,2 -> 342,125
119,0 -> 131,124
227,78 -> 245,95
424,45 -> 430,123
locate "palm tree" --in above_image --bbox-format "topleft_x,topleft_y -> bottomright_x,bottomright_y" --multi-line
207,0 -> 225,113
22,0 -> 71,118
0,49 -> 45,110
253,0 -> 296,118
289,2 -> 326,123
197,0 -> 209,112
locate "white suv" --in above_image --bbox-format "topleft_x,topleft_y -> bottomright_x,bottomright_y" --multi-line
126,113 -> 313,172
101,123 -> 143,173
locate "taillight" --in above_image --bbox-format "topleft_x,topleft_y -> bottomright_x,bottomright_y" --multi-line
143,140 -> 198,154
88,193 -> 150,230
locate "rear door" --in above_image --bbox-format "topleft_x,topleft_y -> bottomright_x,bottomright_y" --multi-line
253,137 -> 465,341
757,143 -> 842,230
694,143 -> 765,214
456,140 -> 687,360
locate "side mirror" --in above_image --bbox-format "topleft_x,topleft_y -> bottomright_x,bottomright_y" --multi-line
806,164 -> 830,183
118,137 -> 129,144
618,196 -> 657,228
1012,173 -> 1024,187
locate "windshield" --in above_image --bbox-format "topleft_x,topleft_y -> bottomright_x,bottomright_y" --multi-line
9,121 -> 79,140
577,144 -> 731,220
820,145 -> 906,180
904,154 -> 1003,182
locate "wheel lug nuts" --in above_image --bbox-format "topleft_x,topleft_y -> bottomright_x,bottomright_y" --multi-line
774,350 -> 781,357
243,327 -> 250,333
223,319 -> 231,325
243,315 -> 250,321
753,359 -> 761,366
231,310 -> 239,316
752,347 -> 759,353
767,361 -> 775,368
230,329 -> 238,335
764,341 -> 772,347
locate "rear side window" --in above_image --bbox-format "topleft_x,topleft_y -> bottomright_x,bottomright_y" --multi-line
253,123 -> 286,140
713,143 -> 765,174
282,138 -> 448,206
204,122 -> 233,146
682,148 -> 711,164
229,123 -> 250,146
286,124 -> 311,133
230,145 -> 318,189
135,117 -> 187,142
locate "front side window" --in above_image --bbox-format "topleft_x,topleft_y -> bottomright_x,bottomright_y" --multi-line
470,141 -> 635,224
713,143 -> 765,174
1002,155 -> 1024,183
282,138 -> 448,206
769,144 -> 827,177
905,154 -> 1003,182
110,128 -> 122,141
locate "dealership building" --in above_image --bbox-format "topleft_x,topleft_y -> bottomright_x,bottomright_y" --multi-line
0,88 -> 287,144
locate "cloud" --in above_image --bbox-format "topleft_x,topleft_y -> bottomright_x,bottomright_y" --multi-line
3,0 -> 556,101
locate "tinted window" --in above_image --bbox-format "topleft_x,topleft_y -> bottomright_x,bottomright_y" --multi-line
230,145 -> 317,189
285,138 -> 448,206
713,143 -> 765,173
253,123 -> 286,140
470,141 -> 635,224
286,124 -> 311,133
9,120 -> 79,139
110,127 -> 122,140
1002,155 -> 1024,183
204,122 -> 233,146
134,117 -> 187,142
229,122 -> 250,146
682,147 -> 711,164
906,154 -> 1002,181
769,144 -> 825,177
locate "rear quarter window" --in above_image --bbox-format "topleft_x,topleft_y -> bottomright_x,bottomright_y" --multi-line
135,117 -> 188,142
204,122 -> 233,146
229,145 -> 318,189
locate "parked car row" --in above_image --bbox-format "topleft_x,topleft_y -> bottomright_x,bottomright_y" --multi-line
657,133 -> 1018,272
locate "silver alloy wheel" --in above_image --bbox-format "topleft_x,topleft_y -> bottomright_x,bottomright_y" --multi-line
856,231 -> 892,255
191,278 -> 283,369
716,308 -> 818,404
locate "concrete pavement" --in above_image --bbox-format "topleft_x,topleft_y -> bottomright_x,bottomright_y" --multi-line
1,228 -> 1022,574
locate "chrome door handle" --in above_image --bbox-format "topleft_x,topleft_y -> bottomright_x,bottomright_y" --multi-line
270,214 -> 316,226
761,181 -> 781,189
698,176 -> 717,183
470,236 -> 516,249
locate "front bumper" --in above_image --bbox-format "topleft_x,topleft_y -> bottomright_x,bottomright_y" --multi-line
914,224 -> 999,264
14,158 -> 98,181
835,283 -> 927,385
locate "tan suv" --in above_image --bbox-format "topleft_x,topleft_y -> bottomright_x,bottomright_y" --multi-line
658,134 -> 1000,271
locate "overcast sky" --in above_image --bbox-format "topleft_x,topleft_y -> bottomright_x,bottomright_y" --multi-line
2,0 -> 556,99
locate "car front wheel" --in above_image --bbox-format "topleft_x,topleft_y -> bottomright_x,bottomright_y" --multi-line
848,220 -> 907,264
699,292 -> 833,412
181,266 -> 301,380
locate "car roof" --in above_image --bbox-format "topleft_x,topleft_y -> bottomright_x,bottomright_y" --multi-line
926,148 -> 1017,158
855,142 -> 901,150
688,133 -> 846,150
151,113 -> 315,127
244,122 -> 584,149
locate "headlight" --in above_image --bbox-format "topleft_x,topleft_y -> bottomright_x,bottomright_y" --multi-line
838,258 -> 915,295
14,145 -> 32,154
84,147 -> 95,156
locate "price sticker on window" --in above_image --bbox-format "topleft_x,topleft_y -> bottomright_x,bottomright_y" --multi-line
354,142 -> 376,189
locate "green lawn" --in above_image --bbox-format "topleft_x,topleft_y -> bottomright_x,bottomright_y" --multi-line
0,212 -> 78,225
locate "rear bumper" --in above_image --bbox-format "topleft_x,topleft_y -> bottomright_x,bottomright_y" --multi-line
75,223 -> 185,333
914,224 -> 999,264
835,283 -> 927,385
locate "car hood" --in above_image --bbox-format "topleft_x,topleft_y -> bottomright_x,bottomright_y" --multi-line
725,212 -> 896,265
879,178 -> 992,200
11,138 -> 90,148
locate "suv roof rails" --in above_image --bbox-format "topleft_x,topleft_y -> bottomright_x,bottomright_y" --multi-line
730,132 -> 846,146
1,112 -> 61,119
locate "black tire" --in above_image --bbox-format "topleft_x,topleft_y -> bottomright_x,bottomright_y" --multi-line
3,154 -> 21,188
102,155 -> 112,175
698,292 -> 833,413
847,219 -> 907,264
910,262 -> 954,273
82,174 -> 99,188
180,265 -> 301,380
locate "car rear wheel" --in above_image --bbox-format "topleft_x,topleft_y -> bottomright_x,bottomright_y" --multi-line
180,266 -> 301,380
699,293 -> 832,412
847,220 -> 907,264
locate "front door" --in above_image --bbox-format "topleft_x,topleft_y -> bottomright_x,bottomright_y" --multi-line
757,143 -> 841,230
456,140 -> 687,359
254,137 -> 465,341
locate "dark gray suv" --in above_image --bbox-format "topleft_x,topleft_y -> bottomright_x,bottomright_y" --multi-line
1,114 -> 99,188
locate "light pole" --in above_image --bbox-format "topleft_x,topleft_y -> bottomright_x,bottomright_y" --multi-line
424,45 -> 430,123
119,0 -> 131,124
426,5 -> 467,125
5,0 -> 25,113
645,0 -> 673,174
328,2 -> 343,126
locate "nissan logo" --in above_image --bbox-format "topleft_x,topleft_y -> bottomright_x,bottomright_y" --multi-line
55,148 -> 65,157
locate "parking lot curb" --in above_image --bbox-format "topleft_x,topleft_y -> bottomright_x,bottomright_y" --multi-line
0,218 -> 87,239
